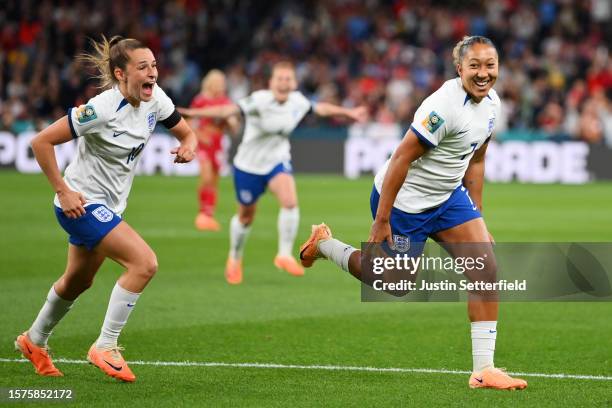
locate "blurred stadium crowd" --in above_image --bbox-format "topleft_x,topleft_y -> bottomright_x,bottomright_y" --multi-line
1,0 -> 611,144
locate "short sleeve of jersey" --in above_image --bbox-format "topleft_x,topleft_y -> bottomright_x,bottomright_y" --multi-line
237,91 -> 265,117
410,92 -> 455,148
293,91 -> 313,118
153,84 -> 175,121
68,94 -> 110,139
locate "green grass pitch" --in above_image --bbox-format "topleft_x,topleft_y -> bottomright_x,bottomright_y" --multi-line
0,171 -> 610,407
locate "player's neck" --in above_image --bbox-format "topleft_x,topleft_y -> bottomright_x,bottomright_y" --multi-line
119,83 -> 141,108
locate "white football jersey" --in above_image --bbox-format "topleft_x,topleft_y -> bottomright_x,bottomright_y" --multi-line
54,84 -> 175,215
374,78 -> 501,213
233,90 -> 312,174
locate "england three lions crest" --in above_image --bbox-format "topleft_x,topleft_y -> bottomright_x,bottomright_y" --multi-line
393,234 -> 411,252
147,112 -> 157,133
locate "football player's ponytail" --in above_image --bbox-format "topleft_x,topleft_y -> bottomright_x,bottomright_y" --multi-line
78,35 -> 147,89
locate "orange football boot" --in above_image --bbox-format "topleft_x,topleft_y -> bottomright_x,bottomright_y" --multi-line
15,332 -> 63,376
299,223 -> 332,267
225,257 -> 243,284
195,213 -> 221,232
469,367 -> 528,390
87,343 -> 136,382
274,255 -> 304,276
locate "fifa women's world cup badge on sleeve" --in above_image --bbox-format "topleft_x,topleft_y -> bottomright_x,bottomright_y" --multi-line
75,104 -> 98,124
422,111 -> 444,133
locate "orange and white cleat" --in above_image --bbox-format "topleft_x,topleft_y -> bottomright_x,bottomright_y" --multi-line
87,343 -> 136,382
299,223 -> 332,268
15,332 -> 63,377
225,257 -> 243,284
469,367 -> 527,390
195,213 -> 221,232
274,255 -> 304,277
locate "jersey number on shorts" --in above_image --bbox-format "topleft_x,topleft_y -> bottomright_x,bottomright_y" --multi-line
127,143 -> 145,164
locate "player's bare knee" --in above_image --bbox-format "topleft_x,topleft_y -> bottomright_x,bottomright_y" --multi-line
129,253 -> 158,281
479,257 -> 497,283
239,213 -> 254,225
142,255 -> 158,280
465,256 -> 497,287
238,207 -> 256,225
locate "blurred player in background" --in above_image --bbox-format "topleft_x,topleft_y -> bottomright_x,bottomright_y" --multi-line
179,61 -> 367,284
300,36 -> 527,390
190,70 -> 240,231
15,36 -> 197,382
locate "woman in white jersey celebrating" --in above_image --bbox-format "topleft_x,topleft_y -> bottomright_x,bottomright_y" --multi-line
179,61 -> 367,284
300,36 -> 527,390
15,36 -> 197,382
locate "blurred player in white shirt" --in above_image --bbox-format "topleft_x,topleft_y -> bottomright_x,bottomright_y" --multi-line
15,36 -> 197,382
180,61 -> 367,284
300,37 -> 527,390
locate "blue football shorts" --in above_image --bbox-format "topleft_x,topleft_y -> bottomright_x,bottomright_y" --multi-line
369,184 -> 482,248
233,162 -> 293,205
54,203 -> 122,250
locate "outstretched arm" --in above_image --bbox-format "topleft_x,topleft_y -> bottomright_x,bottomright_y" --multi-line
30,116 -> 86,219
178,104 -> 241,120
369,129 -> 427,244
314,102 -> 368,123
167,118 -> 197,163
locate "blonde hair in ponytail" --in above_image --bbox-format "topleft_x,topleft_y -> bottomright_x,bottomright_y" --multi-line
78,35 -> 147,89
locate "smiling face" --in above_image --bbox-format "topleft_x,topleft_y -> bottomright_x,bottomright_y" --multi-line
457,43 -> 498,103
269,66 -> 297,103
115,48 -> 157,105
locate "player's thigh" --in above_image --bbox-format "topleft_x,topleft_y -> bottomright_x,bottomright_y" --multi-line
433,218 -> 496,281
432,217 -> 490,243
268,172 -> 297,208
94,221 -> 156,269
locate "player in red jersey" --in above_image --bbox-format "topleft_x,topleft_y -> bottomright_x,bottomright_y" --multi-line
190,70 -> 240,231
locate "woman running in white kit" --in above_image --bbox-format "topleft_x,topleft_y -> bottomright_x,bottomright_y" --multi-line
15,35 -> 197,382
180,61 -> 367,284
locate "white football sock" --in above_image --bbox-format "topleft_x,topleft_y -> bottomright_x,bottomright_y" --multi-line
28,286 -> 75,346
277,207 -> 299,257
229,214 -> 251,260
471,320 -> 497,372
96,283 -> 140,349
318,238 -> 357,272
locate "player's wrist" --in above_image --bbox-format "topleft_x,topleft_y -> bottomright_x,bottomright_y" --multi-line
374,214 -> 390,223
55,185 -> 72,195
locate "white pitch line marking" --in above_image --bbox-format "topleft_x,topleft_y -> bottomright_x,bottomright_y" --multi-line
1,358 -> 611,381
